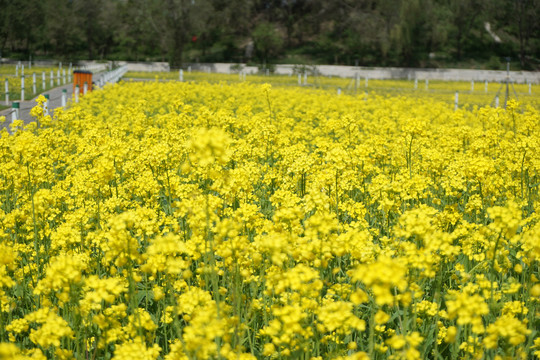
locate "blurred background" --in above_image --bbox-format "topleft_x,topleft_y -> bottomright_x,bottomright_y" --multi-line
0,0 -> 538,70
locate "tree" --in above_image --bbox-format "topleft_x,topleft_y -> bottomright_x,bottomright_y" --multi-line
264,0 -> 314,47
0,0 -> 537,69
0,0 -> 12,55
0,0 -> 44,57
43,0 -> 82,58
93,1 -> 122,59
141,0 -> 212,67
73,0 -> 108,60
252,21 -> 283,64
391,0 -> 436,66
447,0 -> 484,61
510,0 -> 539,69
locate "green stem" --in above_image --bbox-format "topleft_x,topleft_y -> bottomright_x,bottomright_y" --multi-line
520,151 -> 527,200
368,308 -> 375,357
490,232 -> 502,304
27,163 -> 41,281
335,170 -> 339,217
408,134 -> 414,178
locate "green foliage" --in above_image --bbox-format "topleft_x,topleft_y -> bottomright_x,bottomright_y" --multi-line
252,22 -> 283,63
487,56 -> 503,70
0,0 -> 538,69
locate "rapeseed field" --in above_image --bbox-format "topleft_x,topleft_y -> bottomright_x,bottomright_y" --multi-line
0,80 -> 539,360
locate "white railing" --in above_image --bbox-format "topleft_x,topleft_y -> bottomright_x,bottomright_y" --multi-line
78,63 -> 109,73
97,65 -> 127,86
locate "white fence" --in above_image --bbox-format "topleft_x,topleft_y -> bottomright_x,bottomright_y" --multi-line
97,65 -> 128,86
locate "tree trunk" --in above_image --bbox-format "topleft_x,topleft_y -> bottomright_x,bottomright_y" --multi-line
166,0 -> 188,68
169,26 -> 184,67
517,0 -> 525,68
456,27 -> 462,61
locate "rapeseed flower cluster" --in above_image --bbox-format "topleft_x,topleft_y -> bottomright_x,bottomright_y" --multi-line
0,79 -> 538,359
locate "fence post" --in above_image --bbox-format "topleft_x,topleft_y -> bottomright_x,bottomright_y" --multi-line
179,69 -> 183,82
50,70 -> 54,87
57,69 -> 61,86
454,91 -> 459,111
83,82 -> 88,95
298,73 -> 301,85
471,80 -> 474,92
365,77 -> 368,88
63,69 -> 66,84
425,79 -> 429,90
484,80 -> 488,93
414,78 -> 418,89
44,94 -> 49,115
21,65 -> 24,76
304,73 -> 307,85
15,65 -> 18,77
32,73 -> 36,94
337,87 -> 341,96
21,75 -> 25,101
75,85 -> 79,103
11,102 -> 19,123
4,78 -> 8,105
529,82 -> 532,94
61,89 -> 67,107
495,95 -> 499,108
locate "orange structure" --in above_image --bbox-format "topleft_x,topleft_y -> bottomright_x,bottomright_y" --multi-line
73,70 -> 93,94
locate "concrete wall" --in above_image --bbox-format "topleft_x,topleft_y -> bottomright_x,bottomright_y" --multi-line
187,63 -> 540,84
310,66 -> 539,83
119,61 -> 170,72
